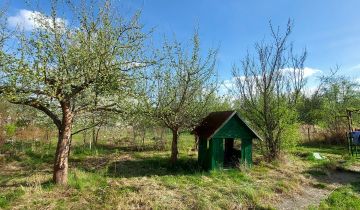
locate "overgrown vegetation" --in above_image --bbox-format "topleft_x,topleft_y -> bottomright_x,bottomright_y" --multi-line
1,132 -> 357,209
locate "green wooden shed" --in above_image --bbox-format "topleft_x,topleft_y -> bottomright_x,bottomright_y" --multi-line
193,111 -> 262,170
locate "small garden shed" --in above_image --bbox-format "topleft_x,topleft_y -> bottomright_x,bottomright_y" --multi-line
193,111 -> 262,170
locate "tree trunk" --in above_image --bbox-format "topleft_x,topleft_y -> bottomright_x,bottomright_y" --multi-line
132,125 -> 137,146
83,131 -> 87,146
92,90 -> 98,148
46,129 -> 49,142
53,102 -> 73,185
170,129 -> 179,164
95,127 -> 101,146
91,125 -> 95,149
194,135 -> 199,151
141,128 -> 146,146
265,135 -> 280,162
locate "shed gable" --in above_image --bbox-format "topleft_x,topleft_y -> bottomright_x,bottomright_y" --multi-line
193,110 -> 262,141
212,115 -> 254,139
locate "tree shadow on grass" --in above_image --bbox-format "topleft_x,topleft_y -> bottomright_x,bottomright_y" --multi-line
304,164 -> 360,187
114,145 -> 168,153
0,174 -> 28,188
71,143 -> 165,158
24,150 -> 54,164
298,142 -> 347,155
107,156 -> 201,178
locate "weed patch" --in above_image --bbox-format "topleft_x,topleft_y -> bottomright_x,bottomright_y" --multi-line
68,169 -> 107,191
0,188 -> 25,208
318,182 -> 360,209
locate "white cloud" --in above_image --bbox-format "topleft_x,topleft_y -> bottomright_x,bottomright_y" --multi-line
219,66 -> 322,97
303,67 -> 322,78
221,77 -> 237,89
303,85 -> 319,96
219,76 -> 244,95
8,9 -> 67,31
281,67 -> 322,78
122,62 -> 147,71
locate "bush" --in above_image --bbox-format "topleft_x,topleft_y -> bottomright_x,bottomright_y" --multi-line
4,123 -> 16,139
281,123 -> 301,149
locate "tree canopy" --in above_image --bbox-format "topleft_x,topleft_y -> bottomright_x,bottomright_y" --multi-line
0,0 -> 148,184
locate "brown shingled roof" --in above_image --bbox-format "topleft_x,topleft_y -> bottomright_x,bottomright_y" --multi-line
192,110 -> 263,141
192,111 -> 236,140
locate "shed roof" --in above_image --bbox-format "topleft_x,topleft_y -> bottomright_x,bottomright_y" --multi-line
192,111 -> 263,141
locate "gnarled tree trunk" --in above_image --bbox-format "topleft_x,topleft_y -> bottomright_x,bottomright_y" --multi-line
53,102 -> 73,185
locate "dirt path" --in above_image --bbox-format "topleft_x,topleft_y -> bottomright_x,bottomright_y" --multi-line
276,169 -> 360,210
276,187 -> 331,210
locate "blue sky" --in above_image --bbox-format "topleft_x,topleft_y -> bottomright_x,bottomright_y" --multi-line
6,0 -> 360,91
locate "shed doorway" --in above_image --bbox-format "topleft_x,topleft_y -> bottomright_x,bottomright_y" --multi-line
223,138 -> 241,168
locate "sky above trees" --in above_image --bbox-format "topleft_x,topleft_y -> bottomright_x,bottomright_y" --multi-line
5,0 -> 360,93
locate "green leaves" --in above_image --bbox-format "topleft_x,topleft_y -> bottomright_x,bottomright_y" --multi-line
0,0 -> 148,126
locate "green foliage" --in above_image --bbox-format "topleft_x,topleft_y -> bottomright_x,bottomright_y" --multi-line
68,169 -> 107,191
4,123 -> 16,138
297,95 -> 323,125
298,72 -> 360,143
318,74 -> 360,129
206,93 -> 233,112
281,122 -> 301,149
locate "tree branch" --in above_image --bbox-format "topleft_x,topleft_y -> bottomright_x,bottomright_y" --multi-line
71,121 -> 101,136
10,99 -> 62,129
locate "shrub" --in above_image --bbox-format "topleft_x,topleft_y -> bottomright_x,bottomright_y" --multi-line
4,123 -> 16,139
281,123 -> 301,150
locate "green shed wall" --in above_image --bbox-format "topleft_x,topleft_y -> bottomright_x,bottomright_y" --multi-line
213,117 -> 255,139
208,138 -> 224,170
241,138 -> 252,165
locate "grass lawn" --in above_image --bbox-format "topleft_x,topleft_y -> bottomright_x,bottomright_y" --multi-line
0,133 -> 359,209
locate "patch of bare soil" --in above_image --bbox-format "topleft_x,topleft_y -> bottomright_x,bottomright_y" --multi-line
276,187 -> 330,210
276,169 -> 360,210
346,162 -> 360,172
